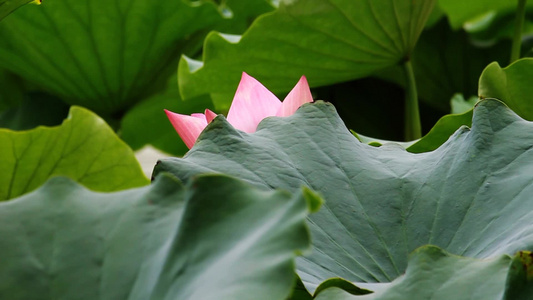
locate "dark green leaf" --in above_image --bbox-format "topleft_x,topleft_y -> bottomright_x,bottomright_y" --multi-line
0,68 -> 25,111
0,92 -> 70,130
179,0 -> 437,109
0,0 -> 36,21
0,0 -> 227,113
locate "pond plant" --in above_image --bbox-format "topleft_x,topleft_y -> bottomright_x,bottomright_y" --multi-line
0,0 -> 532,299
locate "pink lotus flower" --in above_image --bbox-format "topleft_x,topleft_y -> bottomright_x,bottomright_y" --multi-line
165,72 -> 313,149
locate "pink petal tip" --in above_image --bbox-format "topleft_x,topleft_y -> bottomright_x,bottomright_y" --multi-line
205,109 -> 217,123
277,76 -> 313,117
165,109 -> 208,149
226,72 -> 282,133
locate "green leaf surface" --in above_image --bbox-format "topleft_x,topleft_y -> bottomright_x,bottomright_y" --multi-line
0,0 -> 35,21
214,0 -> 276,34
179,0 -> 436,109
0,92 -> 70,130
451,93 -> 478,114
120,75 -> 214,156
438,0 -> 533,29
155,99 -> 533,294
0,69 -> 25,111
479,58 -> 533,120
0,173 -> 318,299
0,0 -> 229,113
314,246 -> 530,300
0,106 -> 148,201
463,10 -> 533,45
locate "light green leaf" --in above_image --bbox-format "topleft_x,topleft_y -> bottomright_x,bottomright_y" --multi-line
179,0 -> 436,109
0,106 -> 148,201
0,173 -> 319,299
155,99 -> 533,295
0,0 -> 37,21
314,246 -> 531,300
0,0 -> 227,113
450,93 -> 478,114
479,58 -> 533,120
351,132 -> 416,148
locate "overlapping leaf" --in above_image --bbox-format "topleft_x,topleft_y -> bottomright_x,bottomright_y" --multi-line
479,58 -> 533,120
313,246 -> 532,299
405,107 -> 472,153
0,106 -> 148,201
0,0 -> 236,113
438,0 -> 533,29
155,99 -> 533,295
179,0 -> 436,109
353,104 -> 474,154
0,173 -> 319,299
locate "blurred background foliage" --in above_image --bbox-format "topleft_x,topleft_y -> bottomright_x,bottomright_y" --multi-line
0,0 -> 531,154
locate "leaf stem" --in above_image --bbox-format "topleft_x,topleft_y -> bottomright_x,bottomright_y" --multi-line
403,59 -> 421,141
511,0 -> 527,63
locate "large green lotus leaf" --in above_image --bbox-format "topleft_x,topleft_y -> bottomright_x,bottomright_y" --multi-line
0,0 -> 37,21
0,173 -> 319,299
0,0 -> 233,113
314,246 -> 532,299
0,106 -> 148,201
179,0 -> 436,109
377,19 -> 509,112
479,58 -> 533,121
437,0 -> 533,29
155,99 -> 533,294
